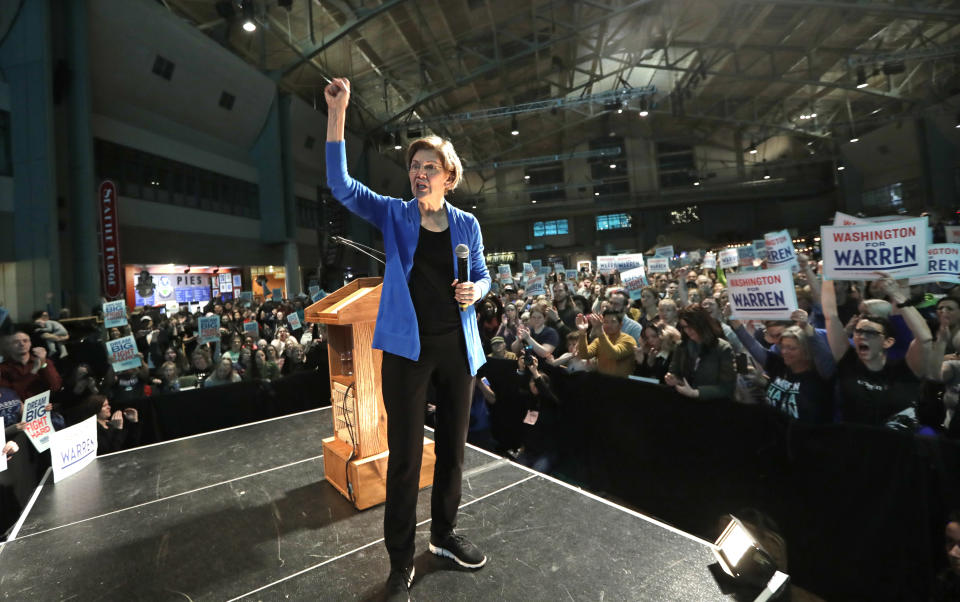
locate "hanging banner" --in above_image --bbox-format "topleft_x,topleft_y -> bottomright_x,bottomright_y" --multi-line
702,252 -> 717,270
103,300 -> 128,329
105,335 -> 142,372
946,226 -> 960,244
727,268 -> 798,321
621,266 -> 648,300
909,244 -> 960,285
719,248 -> 739,269
821,217 -> 928,280
616,253 -> 644,272
198,315 -> 221,344
647,257 -> 670,273
597,256 -> 617,275
764,230 -> 799,271
655,245 -> 674,258
287,312 -> 302,331
98,180 -> 123,299
51,415 -> 98,483
525,275 -> 546,297
21,390 -> 53,453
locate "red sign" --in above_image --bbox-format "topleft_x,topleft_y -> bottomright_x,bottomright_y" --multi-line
99,180 -> 123,299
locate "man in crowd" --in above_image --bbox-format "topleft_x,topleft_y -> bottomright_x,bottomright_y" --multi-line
550,281 -> 578,330
607,290 -> 643,345
575,309 -> 637,377
1,326 -> 62,401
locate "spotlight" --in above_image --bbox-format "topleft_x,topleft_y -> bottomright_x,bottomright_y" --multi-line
510,116 -> 519,136
855,65 -> 867,88
747,142 -> 757,155
712,515 -> 788,595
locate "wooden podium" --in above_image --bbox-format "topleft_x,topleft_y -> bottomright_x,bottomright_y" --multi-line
304,277 -> 435,510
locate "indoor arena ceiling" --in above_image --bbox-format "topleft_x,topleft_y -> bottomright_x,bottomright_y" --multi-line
162,0 -> 960,169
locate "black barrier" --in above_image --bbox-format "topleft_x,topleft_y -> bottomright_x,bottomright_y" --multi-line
480,358 -> 960,601
0,370 -> 331,537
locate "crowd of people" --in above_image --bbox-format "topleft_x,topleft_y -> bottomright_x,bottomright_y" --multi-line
468,218 -> 960,474
1,295 -> 327,458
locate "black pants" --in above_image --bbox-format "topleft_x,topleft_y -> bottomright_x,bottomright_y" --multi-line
381,330 -> 474,570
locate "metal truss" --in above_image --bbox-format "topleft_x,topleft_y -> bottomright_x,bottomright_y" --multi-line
466,146 -> 622,171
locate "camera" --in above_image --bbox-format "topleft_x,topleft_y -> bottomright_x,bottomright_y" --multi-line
523,345 -> 534,366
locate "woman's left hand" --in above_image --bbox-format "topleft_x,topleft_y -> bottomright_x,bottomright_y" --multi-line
451,279 -> 479,306
673,377 -> 698,398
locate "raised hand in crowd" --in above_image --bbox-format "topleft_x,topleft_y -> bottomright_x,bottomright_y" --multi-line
110,410 -> 124,430
30,345 -> 47,374
3,440 -> 18,459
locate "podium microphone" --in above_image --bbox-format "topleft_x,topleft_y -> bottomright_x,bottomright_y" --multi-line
455,244 -> 470,311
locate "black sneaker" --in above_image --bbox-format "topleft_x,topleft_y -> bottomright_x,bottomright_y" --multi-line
385,565 -> 414,602
429,532 -> 487,569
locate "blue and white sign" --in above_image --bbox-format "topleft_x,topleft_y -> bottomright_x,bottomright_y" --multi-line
526,275 -> 546,297
821,217 -> 928,280
530,259 -> 542,273
764,230 -> 798,271
597,256 -> 617,275
909,244 -> 960,285
616,253 -> 644,272
565,269 -> 579,281
621,266 -> 648,300
51,415 -> 98,483
21,390 -> 53,453
719,248 -> 739,269
198,315 -> 221,344
287,312 -> 302,331
553,262 -> 565,273
647,256 -> 670,273
103,300 -> 128,329
752,240 -> 767,261
497,265 -> 512,281
655,245 -> 674,258
702,252 -> 716,270
727,268 -> 798,321
105,335 -> 142,372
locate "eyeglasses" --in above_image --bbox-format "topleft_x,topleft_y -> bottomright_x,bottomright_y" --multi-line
853,328 -> 884,338
409,162 -> 445,176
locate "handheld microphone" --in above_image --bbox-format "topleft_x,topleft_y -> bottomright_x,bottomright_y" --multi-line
455,244 -> 470,311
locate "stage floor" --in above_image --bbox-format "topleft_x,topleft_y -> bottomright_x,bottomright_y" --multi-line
0,408 -> 727,601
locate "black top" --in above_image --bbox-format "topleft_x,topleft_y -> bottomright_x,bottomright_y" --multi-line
836,347 -> 919,426
763,352 -> 833,424
409,226 -> 461,335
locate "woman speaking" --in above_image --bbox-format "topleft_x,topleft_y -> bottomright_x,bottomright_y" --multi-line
325,77 -> 490,602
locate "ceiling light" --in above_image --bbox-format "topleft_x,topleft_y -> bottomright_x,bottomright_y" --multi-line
524,174 -> 531,180
855,65 -> 867,88
609,164 -> 616,169
394,143 -> 402,150
747,142 -> 757,154
849,137 -> 859,143
531,200 -> 537,204
638,109 -> 649,118
510,116 -> 519,136
241,0 -> 256,32
693,181 -> 700,186
639,98 -> 649,117
594,192 -> 599,196
837,164 -> 846,171
763,170 -> 771,180
955,112 -> 960,128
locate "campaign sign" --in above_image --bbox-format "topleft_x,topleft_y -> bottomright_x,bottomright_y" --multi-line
51,414 -> 98,483
621,266 -> 648,300
821,217 -> 928,280
909,244 -> 960,285
833,211 -> 869,226
647,257 -> 670,273
522,263 -> 535,278
719,248 -> 739,269
703,252 -> 717,270
311,289 -> 325,302
764,230 -> 798,271
287,312 -> 302,331
752,240 -> 767,261
738,245 -> 757,267
497,265 -> 512,281
198,315 -> 221,344
238,291 -> 253,304
565,269 -> 578,281
538,266 -> 551,275
0,427 -> 6,472
688,250 -> 702,264
727,268 -> 798,321
655,245 -> 674,258
21,390 -> 53,453
946,226 -> 960,244
616,253 -> 644,272
103,300 -> 128,329
243,320 -> 259,338
597,256 -> 617,275
309,285 -> 320,298
272,288 -> 283,300
105,335 -> 142,372
554,262 -> 565,273
526,275 -> 546,297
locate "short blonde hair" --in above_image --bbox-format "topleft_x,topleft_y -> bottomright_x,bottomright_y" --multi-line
406,135 -> 463,192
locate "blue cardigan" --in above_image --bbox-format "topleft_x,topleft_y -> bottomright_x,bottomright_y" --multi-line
326,141 -> 491,376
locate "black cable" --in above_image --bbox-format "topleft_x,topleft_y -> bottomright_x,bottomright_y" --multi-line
339,381 -> 358,503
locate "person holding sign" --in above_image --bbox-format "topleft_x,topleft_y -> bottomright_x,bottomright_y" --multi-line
1,327 -> 62,403
822,274 -> 933,427
728,309 -> 835,423
326,77 -> 490,599
664,305 -> 736,400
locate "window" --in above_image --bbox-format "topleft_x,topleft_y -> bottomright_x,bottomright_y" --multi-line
589,136 -> 629,197
657,142 -> 696,188
862,182 -> 904,213
526,162 -> 567,204
596,213 -> 631,231
533,219 -> 569,237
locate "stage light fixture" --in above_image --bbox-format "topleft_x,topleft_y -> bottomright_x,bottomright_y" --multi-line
712,515 -> 789,599
510,116 -> 519,136
855,65 -> 867,88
